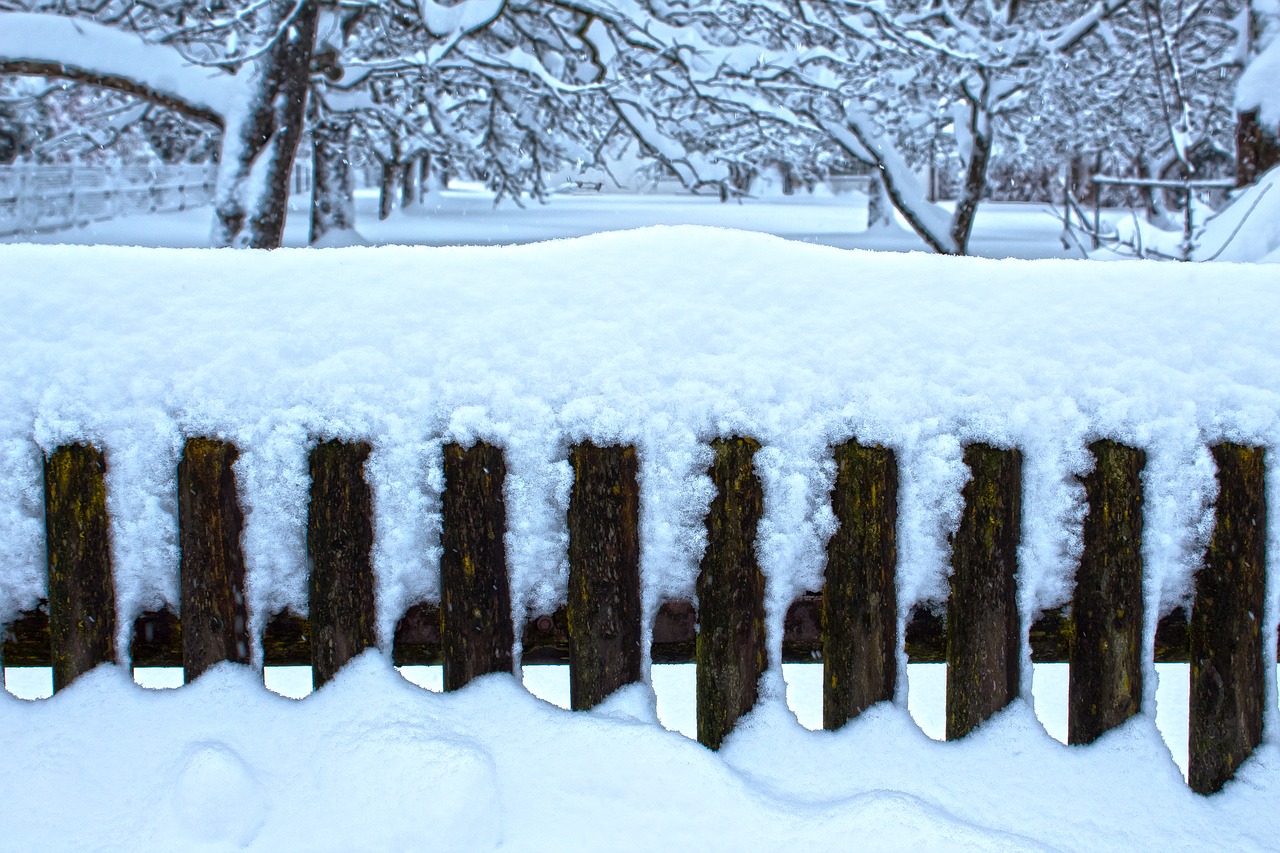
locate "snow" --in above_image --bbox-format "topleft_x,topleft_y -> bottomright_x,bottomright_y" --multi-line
3,183 -> 1089,259
1,656 -> 1276,849
3,224 -> 1280,847
1195,166 -> 1280,262
1237,30 -> 1280,130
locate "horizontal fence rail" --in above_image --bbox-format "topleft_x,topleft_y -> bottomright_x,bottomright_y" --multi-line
0,436 -> 1269,795
0,164 -> 216,237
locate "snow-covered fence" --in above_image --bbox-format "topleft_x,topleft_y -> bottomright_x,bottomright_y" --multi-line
2,433 -> 1265,795
0,164 -> 216,237
5,231 -> 1280,845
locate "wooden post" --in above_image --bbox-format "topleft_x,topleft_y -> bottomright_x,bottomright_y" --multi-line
566,442 -> 642,710
440,441 -> 514,690
308,440 -> 377,689
1070,440 -> 1144,744
44,444 -> 116,692
178,438 -> 249,681
1189,443 -> 1266,794
947,444 -> 1021,740
696,437 -> 767,750
823,439 -> 897,729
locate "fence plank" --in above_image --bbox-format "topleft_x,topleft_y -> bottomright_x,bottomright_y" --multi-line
566,442 -> 642,710
44,444 -> 116,692
947,443 -> 1021,740
1189,443 -> 1266,794
308,440 -> 377,689
440,441 -> 514,690
823,439 -> 898,729
1069,440 -> 1144,744
696,437 -> 766,749
178,438 -> 249,681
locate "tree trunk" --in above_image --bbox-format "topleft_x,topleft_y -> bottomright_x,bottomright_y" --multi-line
866,173 -> 896,229
949,103 -> 994,257
309,116 -> 357,245
212,1 -> 319,249
402,158 -> 417,208
418,155 -> 431,203
379,161 -> 398,221
1236,109 -> 1280,187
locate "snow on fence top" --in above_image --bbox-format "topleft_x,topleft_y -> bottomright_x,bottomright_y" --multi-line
1,226 -> 1278,662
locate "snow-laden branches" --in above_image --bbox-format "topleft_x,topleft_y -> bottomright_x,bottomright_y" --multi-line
0,11 -> 245,125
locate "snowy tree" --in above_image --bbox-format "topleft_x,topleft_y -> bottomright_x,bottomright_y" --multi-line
0,2 -> 323,247
563,0 -> 1147,254
1237,0 -> 1280,184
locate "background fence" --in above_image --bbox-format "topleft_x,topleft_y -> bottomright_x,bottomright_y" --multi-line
0,434 -> 1267,796
0,163 -> 217,238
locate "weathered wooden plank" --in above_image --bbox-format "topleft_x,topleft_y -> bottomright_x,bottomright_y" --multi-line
263,610 -> 311,666
3,597 -> 1209,668
178,437 -> 249,681
130,609 -> 182,667
1189,443 -> 1266,795
823,439 -> 898,729
308,439 -> 377,689
1069,440 -> 1144,744
440,441 -> 514,690
392,602 -> 442,666
45,444 -> 116,692
696,437 -> 767,750
947,443 -> 1021,740
566,442 -> 642,710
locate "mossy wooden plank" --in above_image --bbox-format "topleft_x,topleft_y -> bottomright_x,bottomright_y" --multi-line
823,440 -> 897,729
45,444 -> 116,692
566,442 -> 642,710
263,610 -> 311,666
947,443 -> 1021,740
178,438 -> 249,681
308,440 -> 377,689
1070,440 -> 1144,744
2,606 -> 51,666
440,441 -> 514,690
696,436 -> 766,750
1189,443 -> 1265,795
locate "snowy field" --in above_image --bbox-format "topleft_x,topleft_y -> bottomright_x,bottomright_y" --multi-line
3,219 -> 1280,849
2,183 -> 1090,259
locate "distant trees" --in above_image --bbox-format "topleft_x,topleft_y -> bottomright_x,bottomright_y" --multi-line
0,0 -> 1263,252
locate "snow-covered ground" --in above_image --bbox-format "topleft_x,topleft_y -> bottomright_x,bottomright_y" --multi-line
3,218 -> 1280,848
2,183 -> 1088,259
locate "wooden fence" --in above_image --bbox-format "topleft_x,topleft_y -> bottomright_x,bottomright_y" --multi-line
0,436 -> 1267,795
0,164 -> 216,237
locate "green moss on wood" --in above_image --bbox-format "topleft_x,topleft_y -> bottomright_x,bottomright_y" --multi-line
178,437 -> 249,681
44,444 -> 116,692
566,442 -> 642,710
1189,443 -> 1265,795
440,441 -> 514,690
696,436 -> 766,750
1070,440 -> 1144,744
823,439 -> 897,730
947,443 -> 1021,740
307,439 -> 377,689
